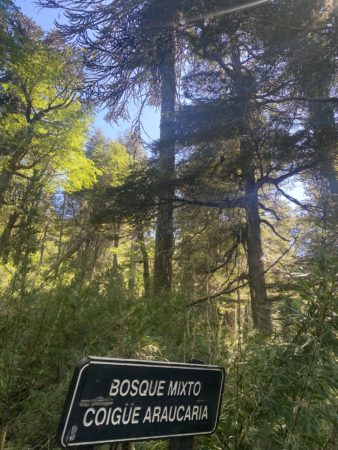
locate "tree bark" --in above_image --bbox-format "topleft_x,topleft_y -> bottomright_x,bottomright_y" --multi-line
84,232 -> 102,281
0,150 -> 24,207
128,241 -> 138,294
153,15 -> 177,293
241,132 -> 271,335
0,169 -> 13,207
0,128 -> 33,208
137,231 -> 150,296
231,46 -> 272,335
310,103 -> 338,195
180,238 -> 195,302
0,210 -> 19,263
245,180 -> 272,336
112,221 -> 120,274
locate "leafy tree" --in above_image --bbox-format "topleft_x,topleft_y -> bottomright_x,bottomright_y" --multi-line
0,13 -> 98,286
0,23 -> 96,203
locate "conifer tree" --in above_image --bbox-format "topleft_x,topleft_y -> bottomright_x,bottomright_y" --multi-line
39,0 -> 183,291
169,0 -> 337,334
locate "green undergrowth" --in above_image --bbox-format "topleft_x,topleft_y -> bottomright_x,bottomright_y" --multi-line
0,276 -> 226,449
1,247 -> 337,449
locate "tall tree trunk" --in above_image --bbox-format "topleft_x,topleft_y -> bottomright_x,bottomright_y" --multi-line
112,221 -> 120,274
241,130 -> 271,335
153,16 -> 177,293
310,103 -> 338,195
180,238 -> 195,302
0,169 -> 13,207
0,210 -> 19,263
87,232 -> 101,281
0,151 -> 23,207
0,131 -> 33,208
231,45 -> 272,335
245,176 -> 272,335
137,231 -> 150,296
128,241 -> 138,294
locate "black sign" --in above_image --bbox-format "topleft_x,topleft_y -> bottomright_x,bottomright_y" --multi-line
57,357 -> 225,448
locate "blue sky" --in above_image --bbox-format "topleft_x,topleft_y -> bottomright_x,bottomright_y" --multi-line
15,0 -> 160,143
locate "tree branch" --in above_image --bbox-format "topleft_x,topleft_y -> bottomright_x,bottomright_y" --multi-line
12,171 -> 32,181
172,196 -> 246,209
43,225 -> 96,279
256,162 -> 317,190
260,218 -> 289,242
276,186 -> 310,209
258,95 -> 338,105
258,19 -> 329,33
188,234 -> 299,307
259,202 -> 281,220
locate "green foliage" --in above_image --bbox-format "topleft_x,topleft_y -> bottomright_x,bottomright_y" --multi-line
0,279 -> 227,448
2,251 -> 336,449
0,31 -> 98,194
202,241 -> 338,450
87,130 -> 131,188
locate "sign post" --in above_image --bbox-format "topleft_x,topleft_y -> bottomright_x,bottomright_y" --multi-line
57,357 -> 225,448
168,436 -> 194,450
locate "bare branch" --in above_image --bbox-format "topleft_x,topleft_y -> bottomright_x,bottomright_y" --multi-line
276,186 -> 310,209
203,241 -> 241,275
256,162 -> 317,190
260,219 -> 289,242
43,225 -> 96,279
12,171 -> 32,181
259,202 -> 281,220
188,234 -> 299,307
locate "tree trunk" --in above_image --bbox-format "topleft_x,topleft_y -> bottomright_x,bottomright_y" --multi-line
112,221 -> 120,274
137,231 -> 150,296
43,225 -> 96,279
87,232 -> 101,281
77,236 -> 91,281
0,210 -> 19,263
0,169 -> 13,207
242,141 -> 272,336
232,46 -> 272,336
0,132 -> 32,208
0,153 -> 22,207
310,103 -> 338,195
128,241 -> 138,294
39,222 -> 49,264
180,238 -> 195,302
153,16 -> 177,293
245,183 -> 272,336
